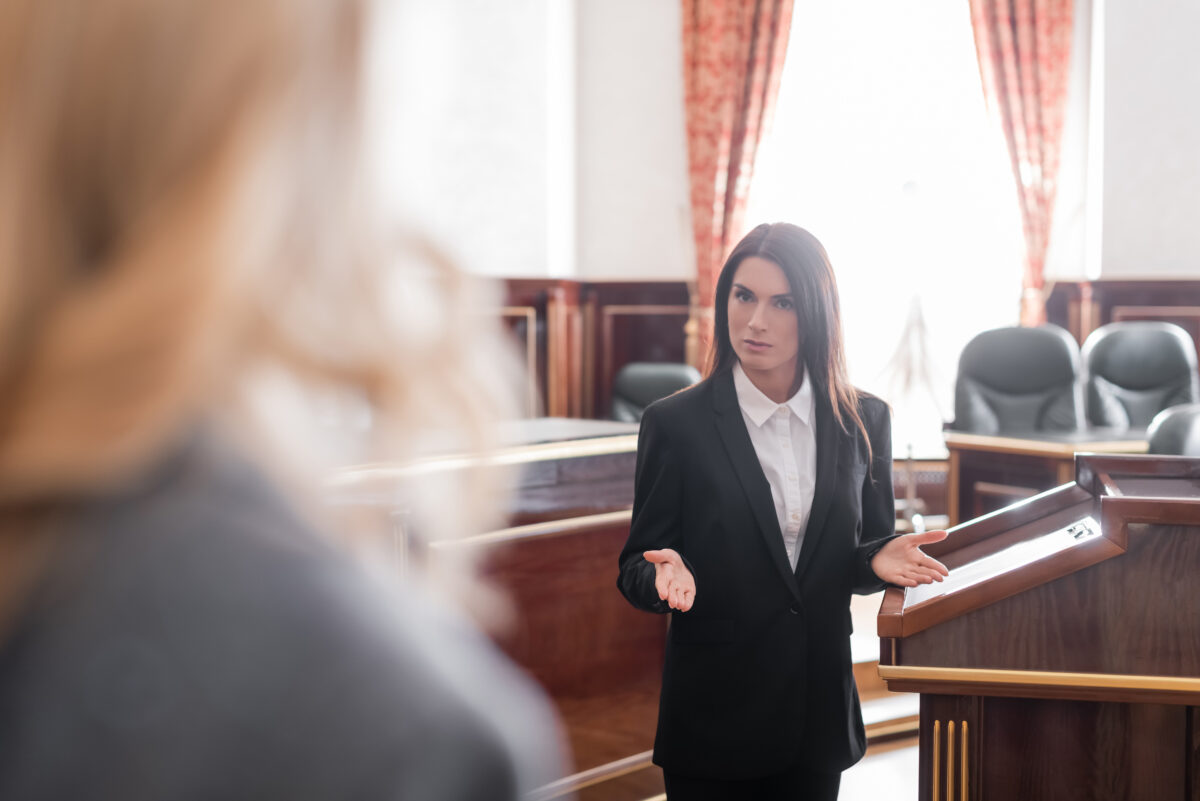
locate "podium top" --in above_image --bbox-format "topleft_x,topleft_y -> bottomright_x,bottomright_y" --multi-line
878,453 -> 1200,640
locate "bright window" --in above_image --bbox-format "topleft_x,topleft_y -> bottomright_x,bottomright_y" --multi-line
745,0 -> 1024,457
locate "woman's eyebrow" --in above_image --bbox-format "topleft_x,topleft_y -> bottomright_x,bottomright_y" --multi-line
732,283 -> 755,295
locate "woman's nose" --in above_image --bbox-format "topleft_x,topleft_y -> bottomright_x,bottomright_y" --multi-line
748,305 -> 767,331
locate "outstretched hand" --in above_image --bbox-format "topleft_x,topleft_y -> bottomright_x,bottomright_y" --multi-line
870,530 -> 950,587
644,548 -> 696,612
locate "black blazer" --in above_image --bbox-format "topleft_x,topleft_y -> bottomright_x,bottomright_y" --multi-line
617,368 -> 898,780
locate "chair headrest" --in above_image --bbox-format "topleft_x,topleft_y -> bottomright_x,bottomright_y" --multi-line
612,362 -> 701,410
1148,402 -> 1200,456
1082,321 -> 1198,390
958,324 -> 1080,392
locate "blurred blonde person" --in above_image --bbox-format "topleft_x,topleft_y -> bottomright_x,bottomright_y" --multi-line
0,0 -> 561,798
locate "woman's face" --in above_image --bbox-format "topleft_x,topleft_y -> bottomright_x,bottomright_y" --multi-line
726,256 -> 801,382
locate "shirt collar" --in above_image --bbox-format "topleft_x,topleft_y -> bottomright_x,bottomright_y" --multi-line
732,362 -> 814,428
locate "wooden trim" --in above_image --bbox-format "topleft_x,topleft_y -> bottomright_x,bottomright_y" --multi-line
944,431 -> 1148,458
1112,304 -> 1200,321
430,510 -> 632,549
330,434 -> 639,484
501,306 -> 540,416
866,714 -> 920,741
582,295 -> 597,418
880,664 -> 1200,705
1076,452 -> 1200,488
947,449 -> 960,526
529,750 -> 654,800
1100,494 -> 1200,548
926,482 -> 1092,558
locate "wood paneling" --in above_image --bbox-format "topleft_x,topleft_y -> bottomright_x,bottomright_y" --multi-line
432,513 -> 666,796
1047,280 -> 1200,359
504,280 -> 585,418
585,282 -> 690,419
502,279 -> 689,420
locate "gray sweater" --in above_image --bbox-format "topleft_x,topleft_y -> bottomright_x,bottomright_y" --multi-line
0,433 -> 561,800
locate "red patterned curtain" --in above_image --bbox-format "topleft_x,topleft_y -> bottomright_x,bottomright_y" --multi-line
682,0 -> 793,367
969,0 -> 1074,327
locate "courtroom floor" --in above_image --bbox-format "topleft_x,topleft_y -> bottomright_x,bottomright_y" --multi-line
606,738 -> 919,801
840,738 -> 918,800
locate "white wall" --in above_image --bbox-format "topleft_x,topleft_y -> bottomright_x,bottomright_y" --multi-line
574,0 -> 695,281
1043,0 -> 1093,280
365,0 -> 552,279
365,0 -> 694,283
1094,0 -> 1200,278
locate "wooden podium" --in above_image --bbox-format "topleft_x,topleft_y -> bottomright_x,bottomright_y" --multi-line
877,454 -> 1200,801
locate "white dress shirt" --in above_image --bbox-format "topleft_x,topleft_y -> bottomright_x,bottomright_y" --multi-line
732,362 -> 818,570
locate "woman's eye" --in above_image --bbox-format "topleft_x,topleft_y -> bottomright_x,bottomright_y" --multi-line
734,290 -> 753,302
774,298 -> 794,311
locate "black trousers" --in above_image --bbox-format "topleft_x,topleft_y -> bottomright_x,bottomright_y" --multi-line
663,763 -> 841,801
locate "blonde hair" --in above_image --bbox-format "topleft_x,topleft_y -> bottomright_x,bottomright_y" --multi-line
0,0 -> 518,543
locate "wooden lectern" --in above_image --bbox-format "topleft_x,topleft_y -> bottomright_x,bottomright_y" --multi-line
877,454 -> 1200,801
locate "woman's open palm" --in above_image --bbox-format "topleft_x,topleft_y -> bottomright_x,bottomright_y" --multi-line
644,548 -> 696,611
870,530 -> 950,587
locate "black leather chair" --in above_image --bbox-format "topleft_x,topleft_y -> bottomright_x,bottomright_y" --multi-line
610,362 -> 701,423
951,324 -> 1083,435
1147,403 -> 1200,456
1081,321 -> 1200,430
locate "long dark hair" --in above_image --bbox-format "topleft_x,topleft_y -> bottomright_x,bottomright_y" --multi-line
705,223 -> 870,455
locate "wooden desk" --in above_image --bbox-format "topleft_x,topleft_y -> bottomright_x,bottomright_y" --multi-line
944,429 -> 1147,525
331,417 -> 639,527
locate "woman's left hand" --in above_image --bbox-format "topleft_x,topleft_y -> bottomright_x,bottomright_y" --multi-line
870,530 -> 950,587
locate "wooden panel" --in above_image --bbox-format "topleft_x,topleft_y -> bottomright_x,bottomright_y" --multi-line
901,523 -> 1200,677
978,699 -> 1186,801
500,305 -> 541,416
435,516 -> 665,780
504,279 -> 584,418
498,279 -> 691,420
583,281 -> 689,419
507,447 -> 636,525
1047,280 -> 1200,364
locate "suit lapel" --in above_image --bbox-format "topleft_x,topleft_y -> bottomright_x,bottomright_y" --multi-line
794,390 -> 841,581
711,370 -> 801,600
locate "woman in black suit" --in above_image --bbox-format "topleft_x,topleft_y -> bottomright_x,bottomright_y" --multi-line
618,223 -> 949,800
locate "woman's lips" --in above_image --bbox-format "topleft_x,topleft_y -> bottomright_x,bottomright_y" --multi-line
743,339 -> 771,353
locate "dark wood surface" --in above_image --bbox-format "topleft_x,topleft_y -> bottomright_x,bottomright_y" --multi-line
582,281 -> 690,420
1191,707 -> 1200,801
1047,279 -> 1200,361
472,517 -> 664,699
508,450 -> 636,524
980,698 -> 1186,801
501,278 -> 690,420
433,513 -> 665,797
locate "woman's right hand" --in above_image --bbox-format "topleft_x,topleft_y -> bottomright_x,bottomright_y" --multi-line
643,549 -> 695,612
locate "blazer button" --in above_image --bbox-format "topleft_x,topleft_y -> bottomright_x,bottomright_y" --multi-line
789,605 -> 800,615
